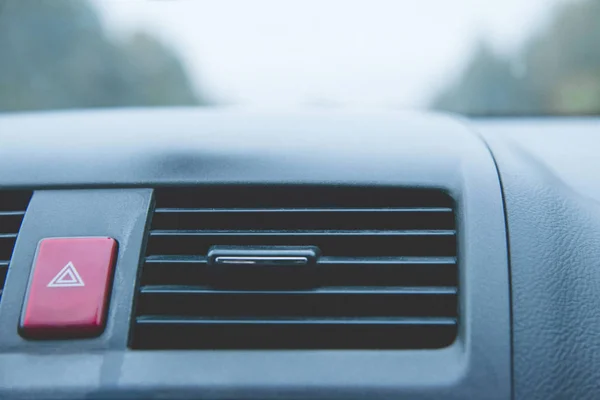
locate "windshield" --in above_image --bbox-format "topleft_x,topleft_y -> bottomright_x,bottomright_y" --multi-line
1,0 -> 597,116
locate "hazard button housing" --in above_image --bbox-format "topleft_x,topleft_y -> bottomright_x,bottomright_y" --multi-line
20,237 -> 118,339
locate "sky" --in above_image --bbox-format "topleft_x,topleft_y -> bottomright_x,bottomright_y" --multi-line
94,0 -> 571,109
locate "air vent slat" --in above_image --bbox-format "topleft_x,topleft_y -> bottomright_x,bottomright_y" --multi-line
144,255 -> 456,264
140,256 -> 457,287
132,187 -> 458,350
133,316 -> 457,350
139,285 -> 458,295
136,285 -> 457,318
0,191 -> 32,303
153,187 -> 454,209
152,207 -> 454,231
155,207 -> 453,213
150,229 -> 456,235
136,316 -> 456,325
0,211 -> 26,216
147,231 -> 456,257
145,255 -> 207,264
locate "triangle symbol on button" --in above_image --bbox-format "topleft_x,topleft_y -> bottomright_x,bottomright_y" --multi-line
47,262 -> 85,288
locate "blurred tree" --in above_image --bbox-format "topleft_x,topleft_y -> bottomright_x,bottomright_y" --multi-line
0,0 -> 204,112
431,0 -> 600,115
431,41 -> 528,115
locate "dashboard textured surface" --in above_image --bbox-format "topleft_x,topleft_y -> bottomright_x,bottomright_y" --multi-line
480,121 -> 600,400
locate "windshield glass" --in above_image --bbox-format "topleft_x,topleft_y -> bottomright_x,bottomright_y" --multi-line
1,0 -> 597,116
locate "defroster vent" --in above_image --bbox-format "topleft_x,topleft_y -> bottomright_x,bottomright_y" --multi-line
0,191 -> 32,302
132,187 -> 458,349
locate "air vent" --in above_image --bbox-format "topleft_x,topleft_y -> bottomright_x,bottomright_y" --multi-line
131,187 -> 458,349
0,191 -> 32,302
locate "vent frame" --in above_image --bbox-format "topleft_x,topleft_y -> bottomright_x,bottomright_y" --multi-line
131,186 -> 459,350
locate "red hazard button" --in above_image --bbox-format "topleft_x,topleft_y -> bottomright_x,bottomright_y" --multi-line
20,237 -> 118,339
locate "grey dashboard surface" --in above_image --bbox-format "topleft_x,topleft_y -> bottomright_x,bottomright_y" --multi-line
0,109 -> 559,399
476,119 -> 600,400
0,109 -> 504,187
476,119 -> 600,202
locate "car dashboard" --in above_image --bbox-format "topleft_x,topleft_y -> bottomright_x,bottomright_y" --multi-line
0,109 -> 598,399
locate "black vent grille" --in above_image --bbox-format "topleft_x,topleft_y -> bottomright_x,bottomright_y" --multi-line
132,187 -> 458,349
0,191 -> 32,301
